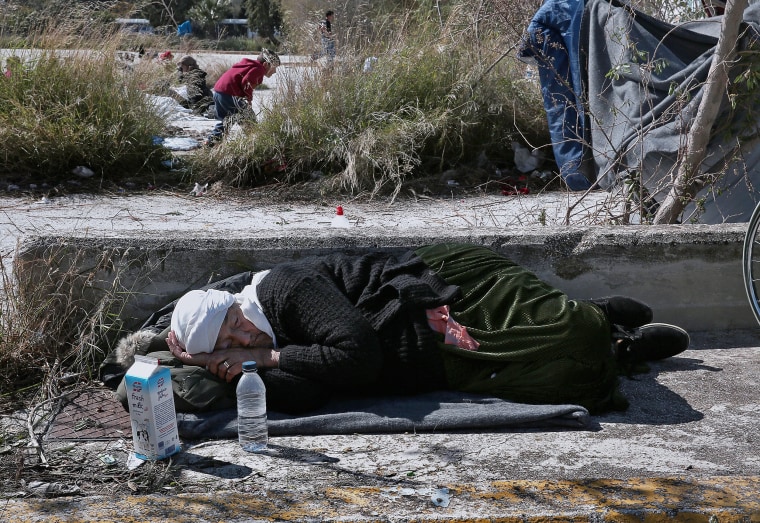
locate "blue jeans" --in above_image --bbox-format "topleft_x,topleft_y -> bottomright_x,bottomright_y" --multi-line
322,38 -> 335,62
209,90 -> 247,140
520,0 -> 592,190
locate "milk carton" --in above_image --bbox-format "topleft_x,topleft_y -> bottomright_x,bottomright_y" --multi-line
124,355 -> 181,460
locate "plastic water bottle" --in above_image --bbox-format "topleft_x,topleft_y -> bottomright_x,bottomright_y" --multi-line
236,361 -> 268,452
331,205 -> 351,228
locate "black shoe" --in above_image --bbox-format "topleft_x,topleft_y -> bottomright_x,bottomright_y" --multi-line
616,323 -> 690,363
589,296 -> 653,328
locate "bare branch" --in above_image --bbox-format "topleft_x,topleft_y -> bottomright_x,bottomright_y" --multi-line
653,0 -> 749,223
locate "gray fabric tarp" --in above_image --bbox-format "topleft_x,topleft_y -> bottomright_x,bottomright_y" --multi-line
176,391 -> 590,439
583,0 -> 760,222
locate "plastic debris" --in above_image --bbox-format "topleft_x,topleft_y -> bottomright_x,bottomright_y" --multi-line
99,454 -> 117,466
511,141 -> 545,173
363,56 -> 378,72
162,158 -> 182,169
162,137 -> 199,151
190,182 -> 208,196
382,486 -> 451,507
331,205 -> 351,228
127,451 -> 147,470
501,185 -> 530,196
27,481 -> 81,497
431,487 -> 450,507
72,165 -> 95,178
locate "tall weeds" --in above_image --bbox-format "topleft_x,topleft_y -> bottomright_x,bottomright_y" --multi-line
0,246 -> 128,409
0,10 -> 170,182
192,0 -> 548,197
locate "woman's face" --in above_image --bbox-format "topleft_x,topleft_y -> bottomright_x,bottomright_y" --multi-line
214,303 -> 272,350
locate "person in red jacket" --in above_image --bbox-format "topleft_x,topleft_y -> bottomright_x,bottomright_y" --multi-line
207,49 -> 280,144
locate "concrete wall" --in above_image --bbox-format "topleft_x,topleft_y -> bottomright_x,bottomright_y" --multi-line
16,223 -> 755,332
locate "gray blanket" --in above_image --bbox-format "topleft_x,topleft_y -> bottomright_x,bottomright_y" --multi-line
584,0 -> 760,222
176,391 -> 590,439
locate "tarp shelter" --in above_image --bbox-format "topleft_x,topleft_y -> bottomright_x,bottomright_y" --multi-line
521,0 -> 760,223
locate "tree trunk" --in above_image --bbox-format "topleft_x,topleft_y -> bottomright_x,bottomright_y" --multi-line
653,0 -> 749,224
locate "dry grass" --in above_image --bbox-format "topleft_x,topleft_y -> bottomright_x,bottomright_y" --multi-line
189,0 -> 549,199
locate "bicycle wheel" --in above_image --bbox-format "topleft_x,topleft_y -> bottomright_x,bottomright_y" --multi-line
742,201 -> 760,325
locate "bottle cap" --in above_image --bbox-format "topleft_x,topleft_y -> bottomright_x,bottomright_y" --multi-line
242,361 -> 258,371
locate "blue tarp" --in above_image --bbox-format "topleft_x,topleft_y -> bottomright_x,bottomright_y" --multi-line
177,20 -> 192,36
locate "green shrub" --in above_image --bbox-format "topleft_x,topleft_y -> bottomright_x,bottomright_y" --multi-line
0,46 -> 169,181
191,0 -> 548,196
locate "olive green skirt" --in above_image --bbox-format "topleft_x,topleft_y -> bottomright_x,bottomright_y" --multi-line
416,243 -> 627,413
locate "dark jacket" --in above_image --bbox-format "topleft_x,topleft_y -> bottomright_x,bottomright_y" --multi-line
179,68 -> 212,111
256,251 -> 460,412
103,250 -> 460,414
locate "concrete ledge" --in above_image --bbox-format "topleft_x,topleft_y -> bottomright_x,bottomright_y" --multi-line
16,223 -> 752,331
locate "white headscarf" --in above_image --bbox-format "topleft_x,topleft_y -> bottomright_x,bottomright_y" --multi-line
171,289 -> 235,354
236,270 -> 277,348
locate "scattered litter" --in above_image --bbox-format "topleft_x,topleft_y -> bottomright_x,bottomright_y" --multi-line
331,205 -> 351,228
502,186 -> 530,196
72,165 -> 95,178
447,180 -> 460,187
161,137 -> 200,151
500,174 -> 530,196
511,141 -> 545,173
190,182 -> 208,196
26,480 -> 81,498
127,451 -> 147,470
430,487 -> 450,507
74,418 -> 97,431
363,56 -> 378,72
162,158 -> 183,169
7,184 -> 20,191
99,454 -> 117,466
35,196 -> 51,204
381,486 -> 451,507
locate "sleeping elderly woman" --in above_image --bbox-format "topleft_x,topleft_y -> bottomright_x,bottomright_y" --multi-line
109,243 -> 689,415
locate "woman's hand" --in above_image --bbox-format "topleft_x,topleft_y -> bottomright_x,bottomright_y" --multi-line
166,331 -> 279,382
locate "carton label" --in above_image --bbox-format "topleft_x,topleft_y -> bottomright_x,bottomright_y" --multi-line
125,356 -> 181,460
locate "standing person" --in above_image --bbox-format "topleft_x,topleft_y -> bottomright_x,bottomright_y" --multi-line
109,243 -> 689,415
175,55 -> 213,115
319,10 -> 336,65
206,49 -> 280,145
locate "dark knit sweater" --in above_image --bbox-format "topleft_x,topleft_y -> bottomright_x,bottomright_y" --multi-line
256,250 -> 461,412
